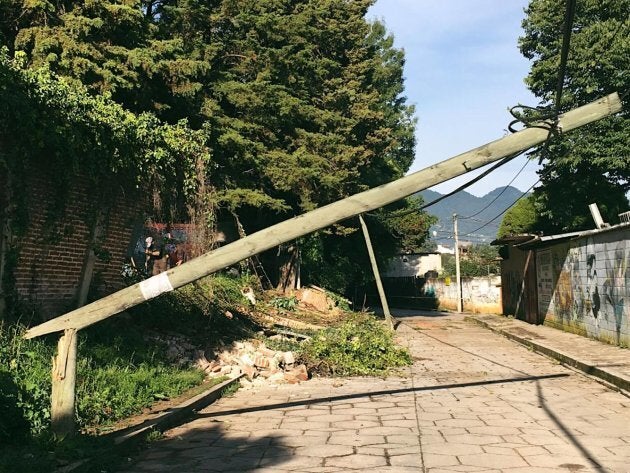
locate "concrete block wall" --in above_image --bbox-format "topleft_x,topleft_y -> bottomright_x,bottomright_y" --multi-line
539,227 -> 630,346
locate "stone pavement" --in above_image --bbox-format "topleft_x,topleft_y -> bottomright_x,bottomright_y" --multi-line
119,313 -> 630,472
466,314 -> 630,393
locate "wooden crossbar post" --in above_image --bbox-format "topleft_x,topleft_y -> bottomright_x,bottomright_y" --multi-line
51,328 -> 78,437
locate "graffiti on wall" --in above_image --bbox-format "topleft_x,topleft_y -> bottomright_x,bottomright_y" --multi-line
602,242 -> 628,342
542,231 -> 629,346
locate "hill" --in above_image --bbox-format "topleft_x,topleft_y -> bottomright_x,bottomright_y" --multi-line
418,186 -> 526,246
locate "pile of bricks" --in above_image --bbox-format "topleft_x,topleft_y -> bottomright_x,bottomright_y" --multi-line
194,339 -> 309,388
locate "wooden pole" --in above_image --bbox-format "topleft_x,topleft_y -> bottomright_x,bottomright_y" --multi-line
51,328 -> 78,437
453,213 -> 463,313
359,214 -> 394,330
24,93 -> 622,339
76,210 -> 106,308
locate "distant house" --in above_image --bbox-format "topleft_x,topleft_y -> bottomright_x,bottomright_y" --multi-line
493,219 -> 630,347
436,244 -> 455,255
383,252 -> 442,278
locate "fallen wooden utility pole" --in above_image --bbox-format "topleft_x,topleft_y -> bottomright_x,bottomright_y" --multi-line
25,92 -> 622,340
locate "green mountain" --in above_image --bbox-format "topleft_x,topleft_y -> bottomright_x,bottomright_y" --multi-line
419,186 -> 527,246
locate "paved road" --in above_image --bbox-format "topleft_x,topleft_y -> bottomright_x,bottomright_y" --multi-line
120,314 -> 630,472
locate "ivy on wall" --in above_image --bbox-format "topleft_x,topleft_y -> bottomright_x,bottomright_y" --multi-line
0,51 -> 213,315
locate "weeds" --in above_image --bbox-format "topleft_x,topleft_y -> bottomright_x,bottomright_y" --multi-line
145,429 -> 163,442
263,335 -> 303,353
270,296 -> 298,311
0,273 -> 258,472
220,381 -> 241,398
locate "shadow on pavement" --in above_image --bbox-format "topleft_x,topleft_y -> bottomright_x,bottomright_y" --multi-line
535,381 -> 606,472
117,423 -> 290,473
195,373 -> 569,420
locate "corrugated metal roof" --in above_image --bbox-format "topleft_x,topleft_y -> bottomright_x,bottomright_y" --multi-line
492,221 -> 630,249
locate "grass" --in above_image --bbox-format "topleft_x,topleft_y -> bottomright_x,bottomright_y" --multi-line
0,273 -> 258,473
0,276 -> 413,472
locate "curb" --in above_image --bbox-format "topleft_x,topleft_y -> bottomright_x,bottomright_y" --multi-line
466,316 -> 630,394
57,374 -> 244,473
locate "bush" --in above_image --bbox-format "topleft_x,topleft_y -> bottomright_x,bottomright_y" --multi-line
299,314 -> 412,376
0,323 -> 54,439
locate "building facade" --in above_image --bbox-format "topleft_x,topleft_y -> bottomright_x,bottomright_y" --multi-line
495,224 -> 630,347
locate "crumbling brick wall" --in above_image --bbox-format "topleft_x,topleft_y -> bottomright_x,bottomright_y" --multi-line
7,171 -> 142,320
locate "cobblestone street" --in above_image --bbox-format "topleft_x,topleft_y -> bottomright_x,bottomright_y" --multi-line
120,313 -> 630,472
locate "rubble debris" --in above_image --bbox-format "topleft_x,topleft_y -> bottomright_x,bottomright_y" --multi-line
146,331 -> 311,388
208,338 -> 311,387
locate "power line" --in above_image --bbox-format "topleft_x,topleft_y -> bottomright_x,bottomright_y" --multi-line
367,153 -> 520,220
460,157 -> 531,220
420,154 -> 519,211
374,0 -> 577,231
460,180 -> 540,238
554,0 -> 577,117
457,0 -> 577,234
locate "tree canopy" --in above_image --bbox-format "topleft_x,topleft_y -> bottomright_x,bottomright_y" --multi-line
519,0 -> 629,232
498,194 -> 538,238
0,0 -> 432,293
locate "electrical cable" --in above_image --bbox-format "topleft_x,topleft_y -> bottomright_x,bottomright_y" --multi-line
370,0 -> 578,234
454,0 -> 578,236
460,157 -> 531,220
506,0 -> 576,143
366,153 -> 520,221
460,179 -> 540,238
554,0 -> 577,117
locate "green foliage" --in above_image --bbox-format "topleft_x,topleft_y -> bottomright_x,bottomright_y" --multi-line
442,245 -> 500,277
531,168 -> 629,233
299,198 -> 436,296
205,273 -> 258,310
519,0 -> 629,231
270,296 -> 298,311
299,314 -> 412,376
373,197 -> 438,253
1,0 -> 421,291
145,429 -> 164,443
0,50 -> 211,229
0,274 -> 257,443
262,336 -> 303,354
0,324 -> 53,440
498,195 -> 538,238
325,290 -> 352,312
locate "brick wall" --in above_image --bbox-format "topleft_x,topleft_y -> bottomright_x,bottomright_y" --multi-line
8,171 -> 141,320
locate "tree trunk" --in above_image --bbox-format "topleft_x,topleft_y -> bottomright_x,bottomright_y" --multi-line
276,243 -> 300,294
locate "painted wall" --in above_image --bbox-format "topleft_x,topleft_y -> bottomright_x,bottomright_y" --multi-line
425,276 -> 502,314
537,227 -> 629,346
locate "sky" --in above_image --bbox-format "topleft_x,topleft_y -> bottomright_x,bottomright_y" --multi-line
367,0 -> 541,197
